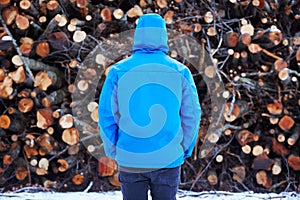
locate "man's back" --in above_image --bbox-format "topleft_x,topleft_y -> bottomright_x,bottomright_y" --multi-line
98,13 -> 201,169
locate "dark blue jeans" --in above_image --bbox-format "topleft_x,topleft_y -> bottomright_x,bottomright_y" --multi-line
118,167 -> 181,200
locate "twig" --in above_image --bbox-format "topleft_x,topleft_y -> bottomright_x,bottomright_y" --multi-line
211,37 -> 223,57
218,53 -> 230,70
22,151 -> 31,186
287,69 -> 300,77
48,146 -> 69,162
283,156 -> 292,192
83,181 -> 93,193
261,49 -> 282,60
179,189 -> 289,199
184,159 -> 197,175
226,150 -> 244,164
269,180 -> 289,191
219,69 -> 233,83
11,186 -> 53,193
0,13 -> 35,81
228,90 -> 236,116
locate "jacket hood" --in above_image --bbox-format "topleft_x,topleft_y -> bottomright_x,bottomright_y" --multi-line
133,13 -> 169,53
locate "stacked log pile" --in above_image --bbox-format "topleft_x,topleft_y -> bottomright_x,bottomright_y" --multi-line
0,0 -> 300,193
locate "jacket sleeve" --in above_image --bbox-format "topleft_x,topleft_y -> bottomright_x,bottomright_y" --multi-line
180,68 -> 201,159
98,68 -> 119,159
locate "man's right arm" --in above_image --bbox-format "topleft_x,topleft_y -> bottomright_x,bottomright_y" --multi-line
180,68 -> 201,159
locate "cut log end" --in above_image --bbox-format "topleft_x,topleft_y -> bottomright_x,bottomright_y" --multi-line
252,145 -> 264,156
256,170 -> 272,188
287,128 -> 300,146
207,27 -> 217,37
267,102 -> 282,115
277,134 -> 285,143
109,172 -> 121,187
3,154 -> 13,165
77,80 -> 89,91
46,0 -> 59,11
101,7 -> 112,22
240,33 -> 251,45
20,43 -> 33,55
223,103 -> 240,122
288,155 -> 300,171
278,115 -> 294,131
39,158 -> 49,171
272,158 -> 282,175
72,174 -> 85,185
2,6 -> 18,25
23,145 -> 38,159
15,167 -> 28,181
47,127 -> 54,135
237,130 -> 259,146
43,180 -> 57,188
57,159 -> 69,172
59,114 -> 74,129
204,65 -> 216,78
36,167 -> 48,175
98,156 -> 117,177
207,170 -> 218,186
42,97 -> 51,107
34,72 -> 53,91
36,41 -> 50,57
156,0 -> 167,9
113,9 -> 124,20
272,139 -> 290,156
215,155 -> 223,163
0,0 -> 10,5
204,11 -> 214,24
73,30 -> 87,43
232,166 -> 246,183
68,145 -> 80,155
37,109 -> 54,129
87,145 -> 95,153
8,67 -> 26,84
164,11 -> 174,25
278,69 -> 290,83
0,69 -> 5,82
15,15 -> 30,31
194,23 -> 202,33
90,109 -> 99,122
0,77 -> 13,99
241,24 -> 254,36
37,133 -> 54,152
242,145 -> 252,154
270,117 -> 279,125
207,133 -> 219,143
274,60 -> 288,71
127,5 -> 143,18
18,98 -> 34,113
0,115 -> 11,129
62,128 -> 79,145
226,31 -> 239,47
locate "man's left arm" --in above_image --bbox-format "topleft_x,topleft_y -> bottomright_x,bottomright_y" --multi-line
98,68 -> 119,159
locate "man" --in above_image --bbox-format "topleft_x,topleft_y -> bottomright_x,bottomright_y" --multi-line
98,13 -> 201,200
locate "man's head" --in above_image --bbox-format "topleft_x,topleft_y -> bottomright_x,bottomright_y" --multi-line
133,13 -> 169,53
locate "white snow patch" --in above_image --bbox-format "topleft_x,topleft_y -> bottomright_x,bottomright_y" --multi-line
0,190 -> 299,200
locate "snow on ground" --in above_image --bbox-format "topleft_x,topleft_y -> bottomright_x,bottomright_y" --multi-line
0,190 -> 299,200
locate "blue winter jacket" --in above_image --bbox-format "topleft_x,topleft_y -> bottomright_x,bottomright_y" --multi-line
98,13 -> 201,169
